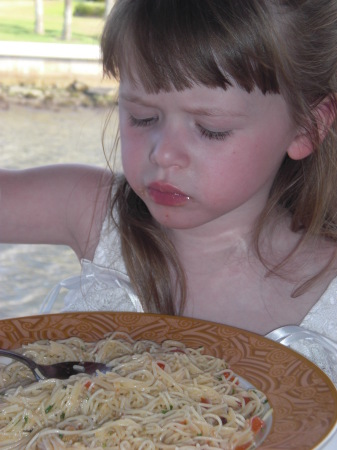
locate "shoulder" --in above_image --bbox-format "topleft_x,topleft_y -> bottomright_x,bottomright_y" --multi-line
39,164 -> 117,256
20,164 -> 115,259
60,165 -> 115,259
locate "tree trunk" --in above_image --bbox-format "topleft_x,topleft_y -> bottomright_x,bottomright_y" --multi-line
105,0 -> 114,19
62,0 -> 72,41
34,0 -> 44,35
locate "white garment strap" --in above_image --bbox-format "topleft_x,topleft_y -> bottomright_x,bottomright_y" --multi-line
39,276 -> 82,314
39,259 -> 143,314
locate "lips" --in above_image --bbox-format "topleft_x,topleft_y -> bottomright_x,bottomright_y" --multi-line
147,182 -> 190,206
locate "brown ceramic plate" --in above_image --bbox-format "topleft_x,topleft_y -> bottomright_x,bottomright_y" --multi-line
0,311 -> 336,449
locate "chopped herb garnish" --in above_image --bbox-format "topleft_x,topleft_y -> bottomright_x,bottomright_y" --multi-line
161,405 -> 173,414
60,412 -> 65,420
45,404 -> 54,413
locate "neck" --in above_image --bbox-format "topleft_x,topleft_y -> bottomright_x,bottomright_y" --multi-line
168,225 -> 255,276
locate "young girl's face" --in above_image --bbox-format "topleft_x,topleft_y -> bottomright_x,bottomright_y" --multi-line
118,77 -> 298,233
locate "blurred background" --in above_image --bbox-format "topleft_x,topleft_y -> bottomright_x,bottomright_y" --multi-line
0,0 -> 120,319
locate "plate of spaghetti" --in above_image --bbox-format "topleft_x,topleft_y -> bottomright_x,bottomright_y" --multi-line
0,312 -> 336,450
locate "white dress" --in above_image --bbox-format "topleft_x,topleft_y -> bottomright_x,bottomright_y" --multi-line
62,211 -> 337,385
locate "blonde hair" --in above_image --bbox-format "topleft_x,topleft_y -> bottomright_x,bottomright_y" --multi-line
101,0 -> 337,313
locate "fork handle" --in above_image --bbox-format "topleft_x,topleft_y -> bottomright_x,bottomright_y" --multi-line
0,349 -> 38,371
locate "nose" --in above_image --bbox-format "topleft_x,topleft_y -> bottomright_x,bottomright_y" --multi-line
149,123 -> 189,169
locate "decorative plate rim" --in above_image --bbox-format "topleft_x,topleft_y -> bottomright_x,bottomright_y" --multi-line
0,311 -> 336,450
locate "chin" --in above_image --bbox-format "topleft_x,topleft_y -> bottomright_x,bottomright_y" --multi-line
149,209 -> 206,231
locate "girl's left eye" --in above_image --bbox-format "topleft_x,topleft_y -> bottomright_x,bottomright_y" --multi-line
128,115 -> 158,128
198,125 -> 231,141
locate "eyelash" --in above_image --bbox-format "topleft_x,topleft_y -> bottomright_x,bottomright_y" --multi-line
128,115 -> 231,141
198,126 -> 231,141
128,115 -> 158,127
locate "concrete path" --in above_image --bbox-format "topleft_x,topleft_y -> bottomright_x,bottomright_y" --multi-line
0,40 -> 100,61
0,40 -> 115,87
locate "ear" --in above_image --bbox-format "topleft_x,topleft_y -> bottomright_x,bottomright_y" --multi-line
287,133 -> 313,161
287,94 -> 336,161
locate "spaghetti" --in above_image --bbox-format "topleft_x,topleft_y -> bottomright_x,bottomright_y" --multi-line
0,332 -> 271,449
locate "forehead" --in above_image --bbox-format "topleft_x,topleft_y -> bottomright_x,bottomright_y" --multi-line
119,76 -> 292,122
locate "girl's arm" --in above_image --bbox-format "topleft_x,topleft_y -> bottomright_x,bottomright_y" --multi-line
0,164 -> 113,260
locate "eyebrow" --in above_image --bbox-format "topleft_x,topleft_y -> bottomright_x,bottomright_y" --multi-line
119,93 -> 153,106
186,107 -> 247,118
119,93 -> 247,118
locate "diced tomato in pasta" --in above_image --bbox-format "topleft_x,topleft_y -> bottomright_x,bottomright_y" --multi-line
235,442 -> 252,450
251,416 -> 265,433
223,372 -> 239,385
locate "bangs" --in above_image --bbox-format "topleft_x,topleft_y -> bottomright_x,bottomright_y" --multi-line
101,0 -> 280,94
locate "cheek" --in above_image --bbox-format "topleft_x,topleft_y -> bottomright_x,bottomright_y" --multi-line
121,144 -> 138,178
120,129 -> 144,173
120,139 -> 148,197
199,138 -> 285,204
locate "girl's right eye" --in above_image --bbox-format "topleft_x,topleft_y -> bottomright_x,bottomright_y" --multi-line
128,115 -> 158,128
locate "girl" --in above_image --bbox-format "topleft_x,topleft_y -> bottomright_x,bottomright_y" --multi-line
1,0 -> 337,381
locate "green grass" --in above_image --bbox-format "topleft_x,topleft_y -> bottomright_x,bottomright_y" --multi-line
0,0 -> 104,44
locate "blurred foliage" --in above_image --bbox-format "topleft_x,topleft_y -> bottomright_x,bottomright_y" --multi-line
74,2 -> 105,17
0,0 -> 105,44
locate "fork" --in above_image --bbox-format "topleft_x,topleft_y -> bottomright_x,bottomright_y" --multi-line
0,348 -> 112,381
